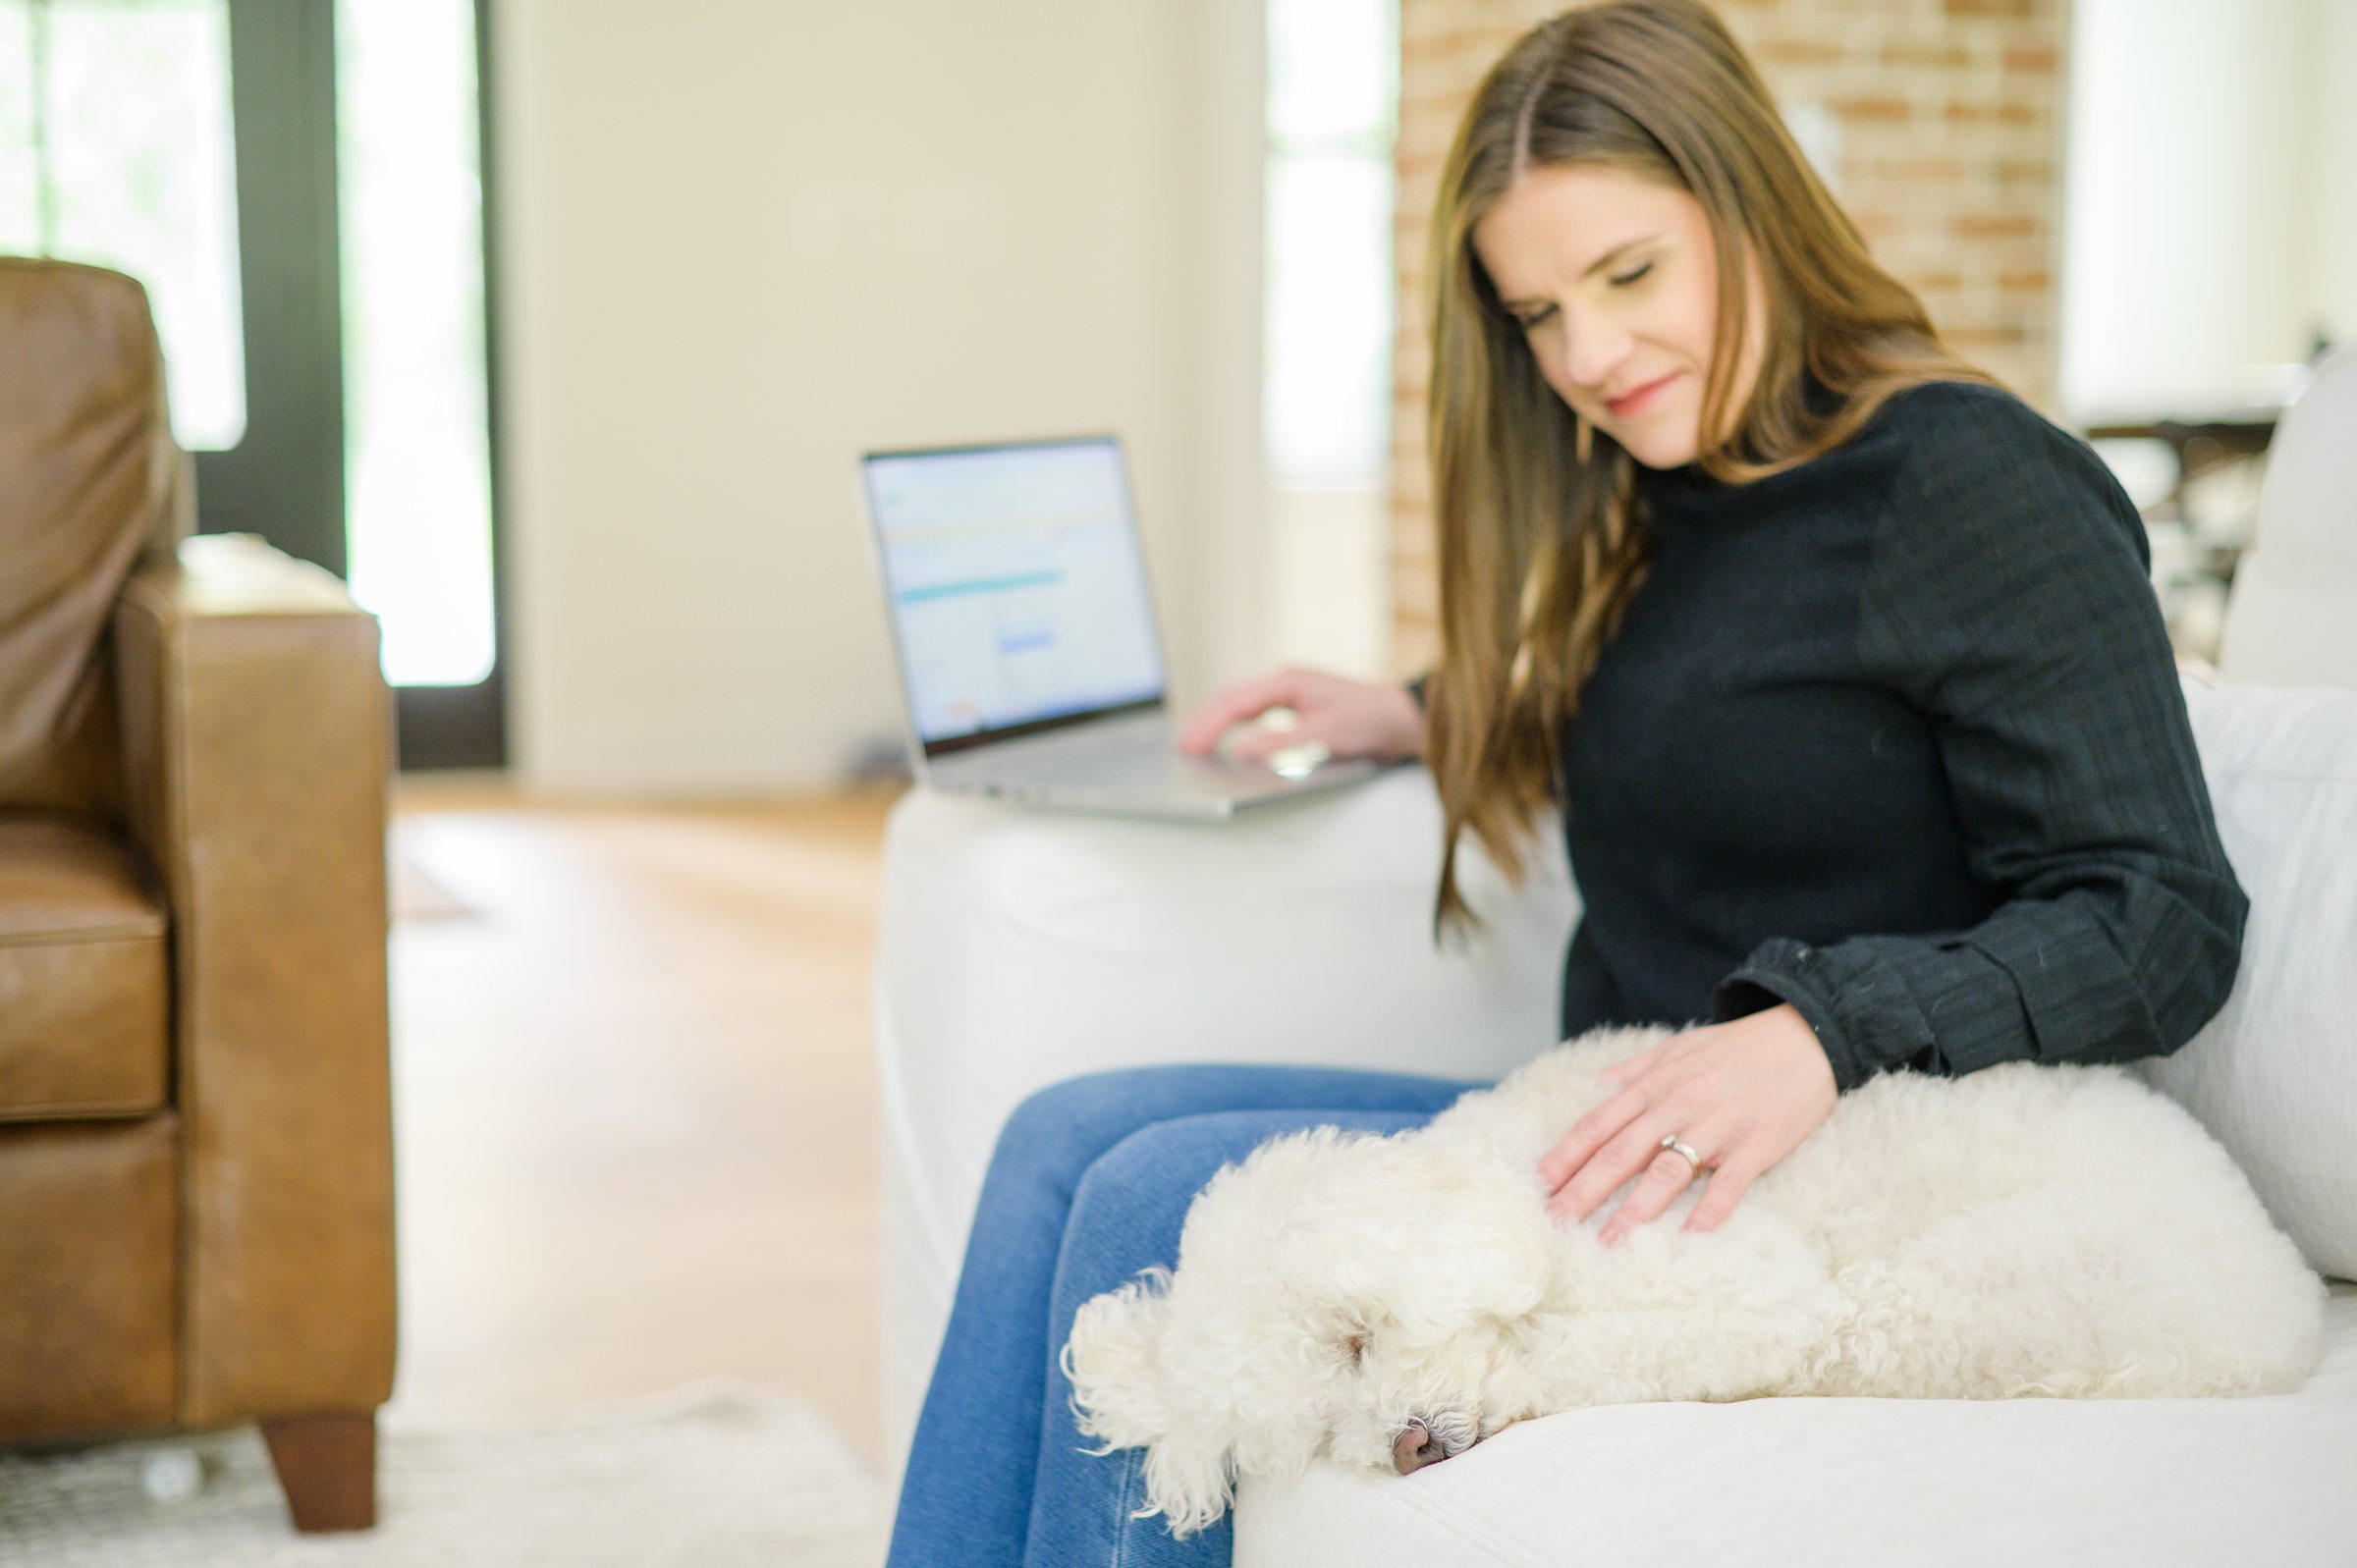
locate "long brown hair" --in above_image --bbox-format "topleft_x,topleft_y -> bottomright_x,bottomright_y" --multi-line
1424,0 -> 1995,937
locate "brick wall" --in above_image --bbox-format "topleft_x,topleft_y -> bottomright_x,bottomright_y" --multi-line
1390,0 -> 2068,672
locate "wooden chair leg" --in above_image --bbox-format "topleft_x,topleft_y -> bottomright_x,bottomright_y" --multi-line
259,1411 -> 378,1532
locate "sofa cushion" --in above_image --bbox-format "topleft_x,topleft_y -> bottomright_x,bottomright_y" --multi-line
2137,675 -> 2357,1283
2219,345 -> 2356,686
1234,1279 -> 2357,1566
0,815 -> 169,1119
0,1116 -> 179,1440
0,258 -> 185,819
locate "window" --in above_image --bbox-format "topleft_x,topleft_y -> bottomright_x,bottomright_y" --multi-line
337,0 -> 496,688
1265,0 -> 1397,488
0,0 -> 247,451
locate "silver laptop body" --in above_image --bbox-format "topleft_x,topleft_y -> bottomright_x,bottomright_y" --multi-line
856,434 -> 1379,820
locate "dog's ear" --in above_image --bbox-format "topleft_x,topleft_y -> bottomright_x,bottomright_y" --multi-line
1137,1428 -> 1241,1540
1064,1268 -> 1178,1452
1064,1270 -> 1244,1538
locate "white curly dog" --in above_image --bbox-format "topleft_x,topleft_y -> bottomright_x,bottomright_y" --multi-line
1062,1024 -> 2326,1538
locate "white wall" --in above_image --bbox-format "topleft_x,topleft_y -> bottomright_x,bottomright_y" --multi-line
2059,0 -> 2355,418
1267,483 -> 1390,679
2310,0 -> 2357,351
491,0 -> 1265,793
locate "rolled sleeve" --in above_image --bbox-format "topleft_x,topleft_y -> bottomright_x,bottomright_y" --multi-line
1712,386 -> 2247,1092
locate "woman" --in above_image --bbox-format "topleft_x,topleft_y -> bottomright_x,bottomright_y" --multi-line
885,2 -> 2246,1563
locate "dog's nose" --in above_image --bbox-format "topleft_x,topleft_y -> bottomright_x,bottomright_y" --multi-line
1393,1420 -> 1446,1475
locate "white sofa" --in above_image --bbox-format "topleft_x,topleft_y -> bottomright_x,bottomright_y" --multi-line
2219,346 -> 2357,686
875,675 -> 2357,1563
875,362 -> 2357,1561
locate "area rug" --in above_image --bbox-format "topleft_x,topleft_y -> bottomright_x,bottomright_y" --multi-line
389,824 -> 477,922
0,1383 -> 889,1566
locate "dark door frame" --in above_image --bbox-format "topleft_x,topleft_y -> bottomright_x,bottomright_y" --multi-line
196,0 -> 508,770
387,0 -> 511,770
195,0 -> 344,576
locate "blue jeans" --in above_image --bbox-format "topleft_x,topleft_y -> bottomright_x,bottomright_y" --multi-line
884,1061 -> 1492,1568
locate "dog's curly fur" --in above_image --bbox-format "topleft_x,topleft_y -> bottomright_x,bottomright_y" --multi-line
1062,1025 -> 2327,1538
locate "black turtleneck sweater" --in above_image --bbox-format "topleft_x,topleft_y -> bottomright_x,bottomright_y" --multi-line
1441,379 -> 2248,1094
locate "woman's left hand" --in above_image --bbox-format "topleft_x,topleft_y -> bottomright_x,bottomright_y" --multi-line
1538,1003 -> 1838,1245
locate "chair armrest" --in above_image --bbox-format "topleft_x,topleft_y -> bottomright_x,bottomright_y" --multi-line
110,533 -> 396,1426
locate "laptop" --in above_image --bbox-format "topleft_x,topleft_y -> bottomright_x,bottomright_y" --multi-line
856,434 -> 1380,819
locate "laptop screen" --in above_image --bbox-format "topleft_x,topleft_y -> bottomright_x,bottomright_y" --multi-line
862,436 -> 1168,754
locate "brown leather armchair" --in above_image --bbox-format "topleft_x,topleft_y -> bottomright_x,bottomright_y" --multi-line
0,256 -> 396,1532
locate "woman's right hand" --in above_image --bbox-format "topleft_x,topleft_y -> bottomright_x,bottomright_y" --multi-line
1178,666 -> 1425,767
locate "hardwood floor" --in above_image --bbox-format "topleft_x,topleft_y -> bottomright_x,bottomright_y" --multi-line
383,781 -> 902,1471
